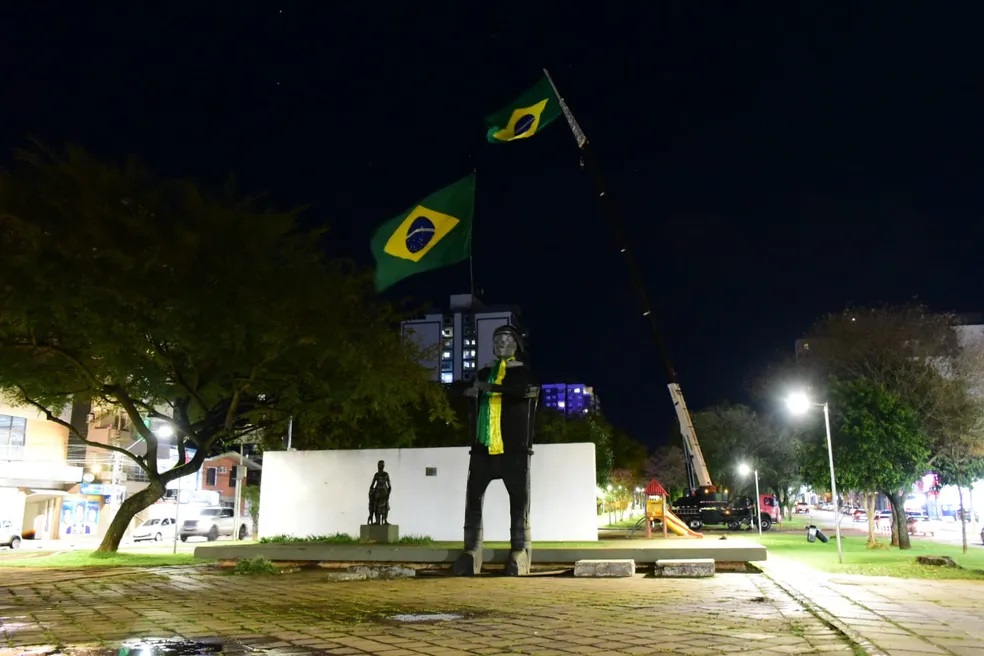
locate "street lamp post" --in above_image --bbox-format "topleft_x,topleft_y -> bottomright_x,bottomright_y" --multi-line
786,392 -> 844,564
738,463 -> 762,537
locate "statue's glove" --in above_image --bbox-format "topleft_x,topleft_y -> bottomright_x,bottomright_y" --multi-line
464,385 -> 480,398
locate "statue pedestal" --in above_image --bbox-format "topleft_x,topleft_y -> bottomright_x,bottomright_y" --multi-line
360,524 -> 399,543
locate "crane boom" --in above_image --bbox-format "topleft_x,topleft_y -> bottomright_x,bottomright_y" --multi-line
543,69 -> 715,494
667,383 -> 711,488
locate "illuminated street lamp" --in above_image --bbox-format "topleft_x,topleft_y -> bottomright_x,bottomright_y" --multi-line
786,391 -> 843,564
153,422 -> 174,439
738,463 -> 762,537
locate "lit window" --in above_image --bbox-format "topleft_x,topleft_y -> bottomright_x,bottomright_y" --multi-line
441,372 -> 453,384
442,328 -> 453,338
557,401 -> 565,409
573,388 -> 581,394
0,415 -> 26,460
442,351 -> 452,359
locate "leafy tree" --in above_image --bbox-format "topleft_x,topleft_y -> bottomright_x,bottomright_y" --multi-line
605,468 -> 636,520
793,305 -> 984,546
0,144 -> 449,551
935,443 -> 984,553
690,403 -> 803,512
284,380 -> 466,451
801,378 -> 929,549
535,408 -> 615,483
610,431 -> 648,479
798,305 -> 976,467
643,444 -> 688,501
243,484 -> 261,536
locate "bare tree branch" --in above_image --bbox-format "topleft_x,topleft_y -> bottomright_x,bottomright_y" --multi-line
105,384 -> 160,476
15,387 -> 150,474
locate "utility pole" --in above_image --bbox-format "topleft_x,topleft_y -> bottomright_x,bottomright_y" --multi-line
233,439 -> 246,539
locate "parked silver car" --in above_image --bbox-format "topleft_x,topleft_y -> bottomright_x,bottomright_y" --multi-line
133,517 -> 176,542
0,519 -> 22,549
180,507 -> 250,542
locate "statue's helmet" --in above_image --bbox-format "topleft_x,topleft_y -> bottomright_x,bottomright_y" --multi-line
492,324 -> 526,360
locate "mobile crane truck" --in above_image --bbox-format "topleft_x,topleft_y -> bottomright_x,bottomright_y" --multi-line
667,385 -> 780,532
546,78 -> 780,533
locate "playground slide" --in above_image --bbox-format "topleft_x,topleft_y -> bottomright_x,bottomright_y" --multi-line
661,508 -> 703,538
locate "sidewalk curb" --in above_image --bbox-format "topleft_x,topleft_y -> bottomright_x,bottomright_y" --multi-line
759,567 -> 888,656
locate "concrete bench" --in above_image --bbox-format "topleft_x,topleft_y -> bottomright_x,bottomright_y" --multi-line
574,559 -> 635,578
653,558 -> 715,578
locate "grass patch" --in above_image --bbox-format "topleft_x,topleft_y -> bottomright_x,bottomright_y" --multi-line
600,516 -> 643,530
755,532 -> 984,579
428,540 -> 631,549
259,533 -> 357,544
233,556 -> 278,575
0,551 -> 200,569
211,538 -> 629,549
396,534 -> 432,545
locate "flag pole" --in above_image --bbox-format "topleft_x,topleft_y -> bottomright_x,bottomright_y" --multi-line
468,227 -> 476,298
542,68 -> 679,385
468,167 -> 477,298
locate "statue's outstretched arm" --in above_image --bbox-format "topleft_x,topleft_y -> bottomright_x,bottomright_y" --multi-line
476,381 -> 539,398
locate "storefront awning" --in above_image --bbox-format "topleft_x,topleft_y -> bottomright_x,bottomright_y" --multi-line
26,489 -> 70,502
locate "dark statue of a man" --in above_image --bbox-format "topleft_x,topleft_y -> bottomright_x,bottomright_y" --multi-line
453,324 -> 539,577
367,460 -> 391,525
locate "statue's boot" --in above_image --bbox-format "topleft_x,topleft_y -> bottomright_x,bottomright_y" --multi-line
453,527 -> 483,576
505,527 -> 532,576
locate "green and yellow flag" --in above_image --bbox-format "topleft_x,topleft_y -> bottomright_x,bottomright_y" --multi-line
370,174 -> 475,292
485,76 -> 561,143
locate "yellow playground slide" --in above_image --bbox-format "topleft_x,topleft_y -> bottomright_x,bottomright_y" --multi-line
661,507 -> 703,538
646,498 -> 703,538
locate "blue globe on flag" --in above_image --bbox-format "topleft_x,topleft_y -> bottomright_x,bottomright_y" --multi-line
513,114 -> 535,136
406,216 -> 436,253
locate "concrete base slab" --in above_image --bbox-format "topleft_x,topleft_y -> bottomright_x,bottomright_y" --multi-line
574,559 -> 635,577
323,565 -> 415,581
359,524 -> 399,543
196,538 -> 766,565
654,558 -> 715,578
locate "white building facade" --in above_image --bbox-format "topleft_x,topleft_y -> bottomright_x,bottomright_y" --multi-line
258,443 -> 598,542
401,293 -> 521,384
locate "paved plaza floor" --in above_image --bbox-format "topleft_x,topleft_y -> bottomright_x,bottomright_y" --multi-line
1,564 -> 854,655
3,560 -> 984,656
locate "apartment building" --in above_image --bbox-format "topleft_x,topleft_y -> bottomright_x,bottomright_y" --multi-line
201,451 -> 262,508
0,402 -> 84,539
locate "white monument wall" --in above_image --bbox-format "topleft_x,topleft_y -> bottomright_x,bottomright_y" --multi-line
258,443 -> 597,542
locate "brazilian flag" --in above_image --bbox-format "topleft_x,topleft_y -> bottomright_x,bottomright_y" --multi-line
485,76 -> 561,143
370,174 -> 476,292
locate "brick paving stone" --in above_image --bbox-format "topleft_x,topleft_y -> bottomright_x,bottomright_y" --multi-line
760,555 -> 984,656
0,565 -> 856,655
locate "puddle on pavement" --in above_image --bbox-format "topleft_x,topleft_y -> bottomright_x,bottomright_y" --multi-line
21,637 -> 319,655
389,612 -> 464,622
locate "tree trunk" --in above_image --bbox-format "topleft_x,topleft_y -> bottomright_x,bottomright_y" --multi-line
865,492 -> 877,546
781,488 -> 794,521
96,478 -> 167,552
958,485 -> 968,555
885,490 -> 911,550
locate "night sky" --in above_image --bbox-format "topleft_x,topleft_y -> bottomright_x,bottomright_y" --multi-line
3,4 -> 982,448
